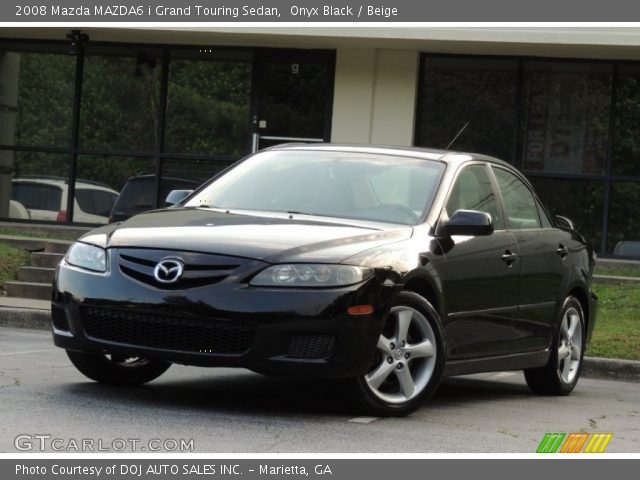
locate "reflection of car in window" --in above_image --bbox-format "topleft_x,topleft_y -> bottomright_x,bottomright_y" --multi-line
109,174 -> 201,223
613,241 -> 640,258
10,177 -> 118,224
9,199 -> 30,220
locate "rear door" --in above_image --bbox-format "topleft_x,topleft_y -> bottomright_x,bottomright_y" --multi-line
441,163 -> 522,360
490,165 -> 569,351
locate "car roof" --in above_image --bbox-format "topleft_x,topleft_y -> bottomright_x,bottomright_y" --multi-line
266,143 -> 513,169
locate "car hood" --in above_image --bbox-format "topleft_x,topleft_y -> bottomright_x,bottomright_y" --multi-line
81,207 -> 413,264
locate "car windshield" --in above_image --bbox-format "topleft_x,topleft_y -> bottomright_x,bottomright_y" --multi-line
185,150 -> 445,225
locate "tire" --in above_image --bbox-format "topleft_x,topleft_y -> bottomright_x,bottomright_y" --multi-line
524,296 -> 585,395
66,350 -> 171,386
347,291 -> 445,416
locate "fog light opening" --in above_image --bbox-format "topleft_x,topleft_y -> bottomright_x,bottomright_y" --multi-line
347,305 -> 374,315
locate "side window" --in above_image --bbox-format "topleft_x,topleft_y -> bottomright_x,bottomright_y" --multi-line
446,164 -> 503,229
11,183 -> 62,211
493,167 -> 542,230
75,189 -> 94,214
536,199 -> 554,228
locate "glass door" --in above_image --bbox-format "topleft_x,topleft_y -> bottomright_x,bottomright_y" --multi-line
252,50 -> 335,152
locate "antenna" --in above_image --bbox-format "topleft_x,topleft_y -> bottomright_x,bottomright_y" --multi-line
446,121 -> 470,150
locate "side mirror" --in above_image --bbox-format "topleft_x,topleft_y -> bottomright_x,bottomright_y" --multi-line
555,215 -> 575,230
442,209 -> 494,236
164,189 -> 193,207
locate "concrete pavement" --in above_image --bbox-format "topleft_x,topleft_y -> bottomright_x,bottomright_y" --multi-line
0,327 -> 639,453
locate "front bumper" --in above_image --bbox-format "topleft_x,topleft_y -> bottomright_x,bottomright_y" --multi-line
51,258 -> 394,378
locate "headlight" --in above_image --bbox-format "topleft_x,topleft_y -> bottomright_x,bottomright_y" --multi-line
250,264 -> 373,287
66,242 -> 107,272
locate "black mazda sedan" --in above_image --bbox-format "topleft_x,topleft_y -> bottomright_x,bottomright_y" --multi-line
52,144 -> 597,415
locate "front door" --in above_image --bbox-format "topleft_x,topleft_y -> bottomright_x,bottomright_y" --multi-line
441,164 -> 521,360
251,50 -> 334,152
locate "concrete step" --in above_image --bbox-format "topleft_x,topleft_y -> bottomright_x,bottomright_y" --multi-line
4,281 -> 52,300
0,297 -> 51,330
31,252 -> 65,269
0,235 -> 71,254
17,266 -> 55,284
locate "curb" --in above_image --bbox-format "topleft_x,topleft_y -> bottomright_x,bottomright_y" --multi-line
593,274 -> 640,285
0,307 -> 50,330
1,307 -> 639,383
582,357 -> 640,382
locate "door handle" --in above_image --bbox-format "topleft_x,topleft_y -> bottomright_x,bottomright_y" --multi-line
501,250 -> 519,266
557,244 -> 569,259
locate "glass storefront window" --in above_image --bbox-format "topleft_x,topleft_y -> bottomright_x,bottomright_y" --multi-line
80,47 -> 162,152
415,57 -> 518,161
0,150 -> 70,222
257,54 -> 332,141
606,181 -> 640,257
165,50 -> 252,157
613,66 -> 640,177
521,62 -> 611,175
160,158 -> 230,186
73,155 -> 155,223
0,49 -> 74,148
529,177 -> 604,250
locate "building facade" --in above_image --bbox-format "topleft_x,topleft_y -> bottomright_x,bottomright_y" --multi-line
1,27 -> 640,257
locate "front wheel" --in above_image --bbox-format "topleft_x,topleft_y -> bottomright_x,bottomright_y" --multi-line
66,350 -> 171,386
348,291 -> 445,416
524,296 -> 585,395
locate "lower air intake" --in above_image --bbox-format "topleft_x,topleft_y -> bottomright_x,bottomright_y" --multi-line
287,334 -> 336,360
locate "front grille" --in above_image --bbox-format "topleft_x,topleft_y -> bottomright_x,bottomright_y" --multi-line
52,305 -> 70,331
82,307 -> 255,355
117,249 -> 242,289
287,334 -> 336,360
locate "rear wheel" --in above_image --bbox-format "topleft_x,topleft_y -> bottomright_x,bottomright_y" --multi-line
66,350 -> 171,386
524,296 -> 585,395
349,291 -> 444,416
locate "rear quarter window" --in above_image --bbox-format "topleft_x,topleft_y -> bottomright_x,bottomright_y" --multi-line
11,183 -> 62,212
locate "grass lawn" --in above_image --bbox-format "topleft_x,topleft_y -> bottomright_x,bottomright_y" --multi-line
589,283 -> 640,360
0,242 -> 30,289
0,227 -> 78,242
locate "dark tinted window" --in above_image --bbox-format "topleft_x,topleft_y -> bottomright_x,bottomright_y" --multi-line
536,200 -> 554,228
493,167 -> 541,230
0,49 -> 74,148
80,47 -> 162,151
613,65 -> 640,177
114,177 -> 200,211
115,177 -> 155,211
165,50 -> 252,156
529,177 -> 603,248
11,183 -> 62,211
606,182 -> 640,256
75,189 -> 117,216
445,164 -> 503,229
416,57 -> 517,161
521,62 -> 611,175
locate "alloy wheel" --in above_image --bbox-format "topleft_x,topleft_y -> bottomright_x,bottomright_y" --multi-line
557,306 -> 583,384
364,306 -> 437,404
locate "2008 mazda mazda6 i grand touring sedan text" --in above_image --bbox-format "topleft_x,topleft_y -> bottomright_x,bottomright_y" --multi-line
51,144 -> 597,416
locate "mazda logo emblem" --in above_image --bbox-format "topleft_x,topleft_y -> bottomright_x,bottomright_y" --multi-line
153,259 -> 184,284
